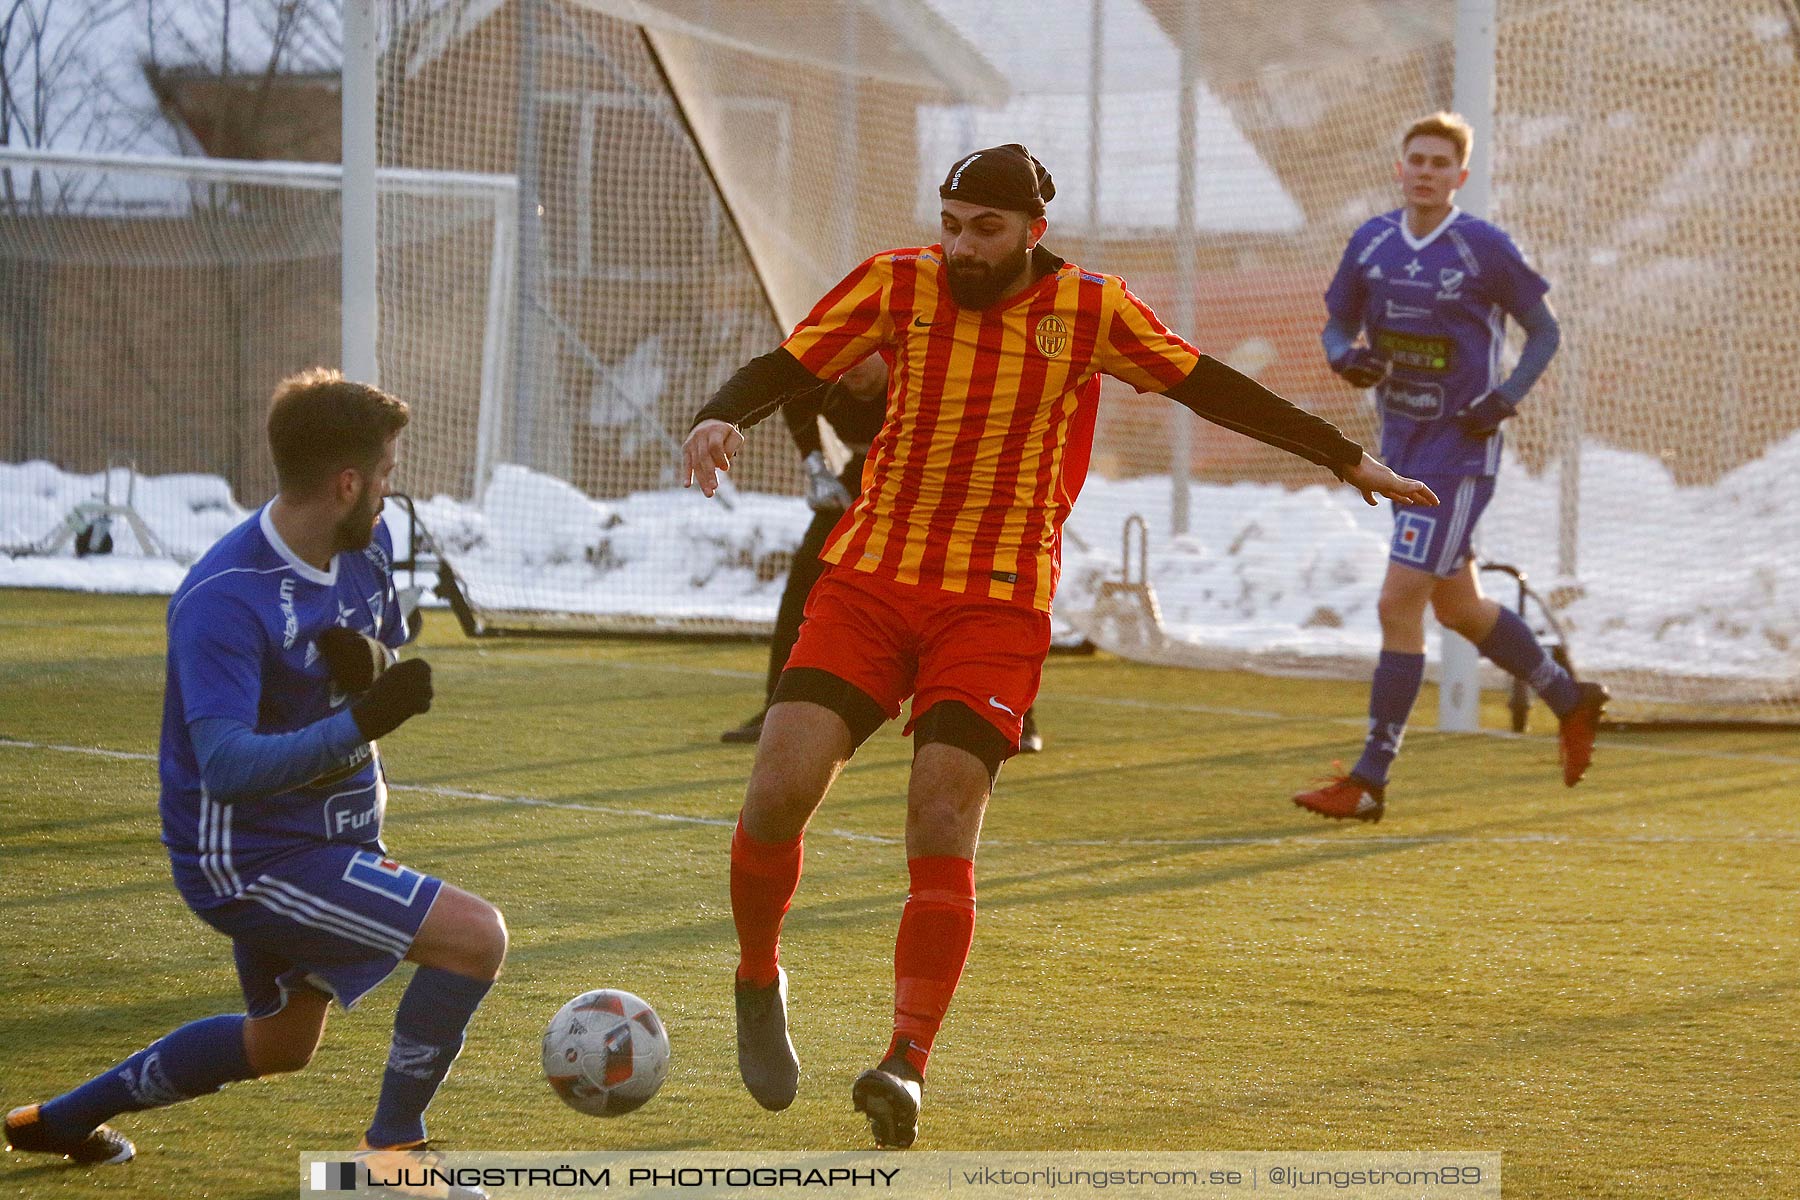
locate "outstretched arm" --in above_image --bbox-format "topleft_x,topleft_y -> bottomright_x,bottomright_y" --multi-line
683,348 -> 826,497
687,251 -> 897,496
1163,358 -> 1436,507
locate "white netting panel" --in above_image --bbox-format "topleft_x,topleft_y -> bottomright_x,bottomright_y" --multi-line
626,0 -> 1800,719
0,154 -> 507,574
375,0 -> 794,629
1477,0 -> 1800,716
4,0 -> 1796,719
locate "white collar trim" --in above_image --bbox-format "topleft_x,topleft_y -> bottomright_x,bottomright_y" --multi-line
1400,206 -> 1461,252
259,503 -> 337,586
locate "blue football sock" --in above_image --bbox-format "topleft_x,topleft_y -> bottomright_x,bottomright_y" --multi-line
1352,650 -> 1426,786
364,967 -> 493,1149
1478,607 -> 1580,717
39,1014 -> 253,1139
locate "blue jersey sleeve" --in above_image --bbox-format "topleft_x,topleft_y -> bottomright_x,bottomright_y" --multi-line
190,713 -> 366,803
171,586 -> 266,727
1482,227 -> 1551,319
1323,236 -> 1367,326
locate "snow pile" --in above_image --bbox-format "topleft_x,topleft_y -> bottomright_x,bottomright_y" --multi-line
410,466 -> 808,624
4,436 -> 1797,694
0,461 -> 246,593
1061,436 -> 1800,686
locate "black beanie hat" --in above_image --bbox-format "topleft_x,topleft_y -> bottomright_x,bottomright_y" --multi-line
938,144 -> 1056,217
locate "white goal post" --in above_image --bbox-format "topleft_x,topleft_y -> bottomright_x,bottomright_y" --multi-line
0,145 -> 518,498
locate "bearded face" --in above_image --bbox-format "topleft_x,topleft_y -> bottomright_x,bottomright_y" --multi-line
331,435 -> 398,553
945,233 -> 1030,310
331,473 -> 385,552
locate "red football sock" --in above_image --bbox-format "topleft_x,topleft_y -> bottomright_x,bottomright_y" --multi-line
730,816 -> 803,988
887,855 -> 976,1079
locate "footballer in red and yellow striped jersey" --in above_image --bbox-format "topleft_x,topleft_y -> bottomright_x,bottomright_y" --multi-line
782,242 -> 1201,613
684,144 -> 1435,1149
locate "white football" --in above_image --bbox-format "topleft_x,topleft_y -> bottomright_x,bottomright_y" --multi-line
541,989 -> 671,1116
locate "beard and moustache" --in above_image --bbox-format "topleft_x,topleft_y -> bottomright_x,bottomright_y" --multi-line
945,238 -> 1031,310
331,478 -> 385,552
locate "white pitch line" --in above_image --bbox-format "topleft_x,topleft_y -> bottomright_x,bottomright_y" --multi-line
0,738 -> 154,761
3,736 -> 1794,848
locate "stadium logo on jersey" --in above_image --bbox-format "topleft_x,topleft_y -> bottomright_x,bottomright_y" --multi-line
279,577 -> 300,649
1034,314 -> 1070,359
1403,257 -> 1424,279
1393,511 -> 1437,565
1384,299 -> 1433,322
1437,268 -> 1465,300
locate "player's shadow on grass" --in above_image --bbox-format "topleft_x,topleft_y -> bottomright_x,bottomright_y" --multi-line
506,848 -> 1175,970
0,992 -> 244,1045
996,734 -> 1377,791
0,875 -> 167,910
5,811 -> 158,838
971,772 -> 1783,914
412,816 -> 725,865
394,772 -> 755,812
1216,975 -> 1799,1131
395,740 -> 733,788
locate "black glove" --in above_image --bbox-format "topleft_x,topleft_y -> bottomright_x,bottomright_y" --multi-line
1456,390 -> 1517,437
350,658 -> 433,741
316,625 -> 394,693
1330,346 -> 1391,390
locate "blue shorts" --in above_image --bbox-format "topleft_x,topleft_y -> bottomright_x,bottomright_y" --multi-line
190,845 -> 444,1018
1389,474 -> 1495,578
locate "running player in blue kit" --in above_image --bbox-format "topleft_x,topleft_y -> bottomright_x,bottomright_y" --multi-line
6,370 -> 503,1195
1292,112 -> 1608,823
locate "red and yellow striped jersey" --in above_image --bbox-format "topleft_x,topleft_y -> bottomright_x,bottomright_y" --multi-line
782,245 -> 1200,612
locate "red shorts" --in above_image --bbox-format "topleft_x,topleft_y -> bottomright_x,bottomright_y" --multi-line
784,567 -> 1051,745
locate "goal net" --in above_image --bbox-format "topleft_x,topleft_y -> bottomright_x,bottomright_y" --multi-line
0,148 -> 515,583
590,0 -> 1800,723
4,0 -> 1796,723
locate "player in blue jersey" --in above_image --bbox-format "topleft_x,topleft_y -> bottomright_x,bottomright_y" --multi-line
1292,112 -> 1608,823
6,370 -> 504,1197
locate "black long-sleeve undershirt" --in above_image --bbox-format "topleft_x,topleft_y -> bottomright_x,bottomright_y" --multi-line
692,347 -> 822,433
694,346 -> 1363,476
1163,356 -> 1364,473
779,381 -> 829,458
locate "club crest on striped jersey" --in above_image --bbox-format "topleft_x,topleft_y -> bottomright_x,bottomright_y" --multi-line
1033,314 -> 1069,358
